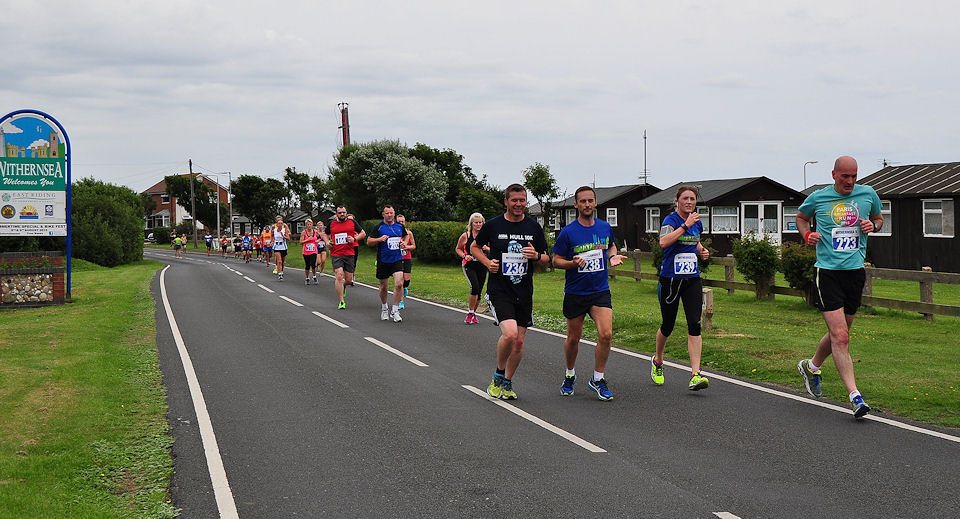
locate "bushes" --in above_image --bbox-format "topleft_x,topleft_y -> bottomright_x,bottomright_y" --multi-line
732,233 -> 780,300
152,227 -> 172,245
71,178 -> 144,267
780,241 -> 816,304
361,220 -> 465,263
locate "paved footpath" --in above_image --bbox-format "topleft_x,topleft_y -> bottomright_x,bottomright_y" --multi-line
145,249 -> 960,518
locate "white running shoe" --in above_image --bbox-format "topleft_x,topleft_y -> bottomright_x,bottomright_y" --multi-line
381,308 -> 389,321
391,310 -> 402,323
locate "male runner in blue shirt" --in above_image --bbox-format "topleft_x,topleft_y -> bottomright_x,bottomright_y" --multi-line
552,186 -> 627,400
796,156 -> 883,418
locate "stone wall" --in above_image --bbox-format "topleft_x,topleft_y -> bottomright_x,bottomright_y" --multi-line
0,252 -> 66,307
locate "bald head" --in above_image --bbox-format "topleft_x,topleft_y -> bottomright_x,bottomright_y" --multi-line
832,155 -> 858,195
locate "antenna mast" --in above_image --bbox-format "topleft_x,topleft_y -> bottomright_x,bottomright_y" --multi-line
639,129 -> 650,185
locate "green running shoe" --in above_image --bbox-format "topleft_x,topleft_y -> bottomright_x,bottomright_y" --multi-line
337,301 -> 346,310
851,394 -> 871,418
798,359 -> 822,398
487,374 -> 504,399
650,357 -> 665,386
500,380 -> 517,400
688,372 -> 709,391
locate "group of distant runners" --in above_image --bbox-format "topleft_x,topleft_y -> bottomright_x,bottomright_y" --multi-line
174,155 -> 880,418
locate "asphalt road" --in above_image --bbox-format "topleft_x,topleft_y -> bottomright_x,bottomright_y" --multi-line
146,248 -> 960,518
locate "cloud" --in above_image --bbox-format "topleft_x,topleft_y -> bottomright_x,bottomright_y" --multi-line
29,139 -> 49,148
1,122 -> 23,133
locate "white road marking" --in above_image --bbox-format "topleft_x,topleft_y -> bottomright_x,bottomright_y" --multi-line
159,266 -> 239,518
312,311 -> 349,328
462,385 -> 606,453
714,513 -> 742,519
234,271 -> 243,276
364,337 -> 428,367
279,296 -> 303,307
243,276 -> 256,283
257,284 -> 274,293
321,270 -> 960,445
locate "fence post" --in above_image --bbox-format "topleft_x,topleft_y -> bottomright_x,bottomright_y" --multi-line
724,254 -> 735,295
701,287 -> 714,331
921,266 -> 934,321
863,263 -> 873,296
633,250 -> 642,282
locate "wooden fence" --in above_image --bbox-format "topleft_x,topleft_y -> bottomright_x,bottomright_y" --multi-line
611,250 -> 960,320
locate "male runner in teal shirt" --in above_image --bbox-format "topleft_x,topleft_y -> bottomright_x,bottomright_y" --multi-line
796,155 -> 883,418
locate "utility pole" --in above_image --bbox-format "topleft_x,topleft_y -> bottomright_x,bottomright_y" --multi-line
227,172 -> 232,236
189,159 -> 198,247
338,102 -> 350,147
639,130 -> 650,185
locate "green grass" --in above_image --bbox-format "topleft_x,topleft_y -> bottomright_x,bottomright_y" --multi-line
313,249 -> 958,429
0,260 -> 175,518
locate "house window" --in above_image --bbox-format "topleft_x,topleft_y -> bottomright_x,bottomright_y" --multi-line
875,200 -> 892,236
297,222 -> 305,233
712,206 -> 739,233
606,207 -> 618,227
536,216 -> 544,228
566,209 -> 577,225
783,206 -> 799,232
696,205 -> 709,233
548,214 -> 559,230
645,208 -> 660,232
922,199 -> 954,237
160,193 -> 169,204
162,215 -> 170,228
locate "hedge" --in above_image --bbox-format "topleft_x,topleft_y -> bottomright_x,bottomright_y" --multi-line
362,219 -> 465,263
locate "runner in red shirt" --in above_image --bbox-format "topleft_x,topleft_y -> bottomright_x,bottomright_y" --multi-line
327,206 -> 366,309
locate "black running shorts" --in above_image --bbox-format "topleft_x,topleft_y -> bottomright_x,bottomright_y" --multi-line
812,267 -> 865,315
562,290 -> 612,320
485,294 -> 534,328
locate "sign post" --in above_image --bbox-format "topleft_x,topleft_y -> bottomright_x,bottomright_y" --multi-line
0,109 -> 72,295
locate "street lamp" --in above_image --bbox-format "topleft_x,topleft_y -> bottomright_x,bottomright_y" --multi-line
803,160 -> 818,190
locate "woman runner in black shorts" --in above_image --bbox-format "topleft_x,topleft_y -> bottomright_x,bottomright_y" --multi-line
455,212 -> 489,324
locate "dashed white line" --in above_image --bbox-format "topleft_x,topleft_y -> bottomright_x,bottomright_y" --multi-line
364,337 -> 428,367
312,311 -> 349,328
462,385 -> 606,453
243,276 -> 256,283
257,284 -> 274,293
279,296 -> 303,307
234,271 -> 243,276
713,513 -> 742,519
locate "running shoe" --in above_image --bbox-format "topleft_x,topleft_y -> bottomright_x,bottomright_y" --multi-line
487,374 -> 504,398
337,301 -> 346,310
381,308 -> 389,321
398,300 -> 405,309
391,310 -> 402,323
688,372 -> 709,391
798,359 -> 822,398
851,395 -> 871,418
500,380 -> 517,400
305,278 -> 310,285
470,314 -> 480,324
560,374 -> 576,396
650,357 -> 665,386
273,268 -> 278,274
313,275 -> 318,284
587,377 -> 613,401
464,314 -> 472,325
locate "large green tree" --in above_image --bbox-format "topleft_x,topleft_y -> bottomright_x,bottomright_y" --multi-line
409,143 -> 478,215
522,162 -> 561,223
326,140 -> 449,220
163,174 -> 227,231
72,178 -> 144,266
229,175 -> 288,230
283,166 -> 312,214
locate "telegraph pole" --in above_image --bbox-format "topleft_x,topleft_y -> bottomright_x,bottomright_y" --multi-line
338,102 -> 350,147
189,159 -> 198,247
227,172 -> 232,236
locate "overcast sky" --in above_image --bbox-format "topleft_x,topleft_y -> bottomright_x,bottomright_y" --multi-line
3,1 -> 957,197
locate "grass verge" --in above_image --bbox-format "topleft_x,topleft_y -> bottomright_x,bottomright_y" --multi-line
0,259 -> 175,518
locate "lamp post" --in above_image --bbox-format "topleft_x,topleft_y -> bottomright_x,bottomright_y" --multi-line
803,160 -> 818,190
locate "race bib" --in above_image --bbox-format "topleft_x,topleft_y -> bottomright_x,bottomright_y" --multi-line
334,232 -> 348,245
501,252 -> 528,276
305,243 -> 316,252
578,249 -> 605,273
673,253 -> 698,275
831,227 -> 860,251
387,236 -> 402,250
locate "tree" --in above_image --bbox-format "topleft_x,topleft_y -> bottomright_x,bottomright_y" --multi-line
284,166 -> 312,214
326,140 -> 449,220
164,174 -> 222,230
410,143 -> 477,216
522,162 -> 561,223
230,175 -> 289,230
71,178 -> 144,266
140,192 -> 157,218
455,183 -> 504,222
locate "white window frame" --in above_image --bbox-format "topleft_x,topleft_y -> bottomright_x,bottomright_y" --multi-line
874,200 -> 892,236
162,215 -> 169,228
566,208 -> 577,225
548,213 -> 559,230
606,207 -> 618,227
160,193 -> 170,204
711,206 -> 739,234
696,205 -> 709,234
922,198 -> 955,238
645,207 -> 660,233
783,206 -> 799,233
